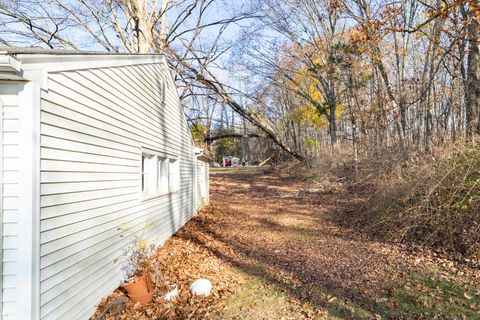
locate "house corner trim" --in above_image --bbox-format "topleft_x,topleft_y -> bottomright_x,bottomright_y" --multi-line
17,79 -> 41,320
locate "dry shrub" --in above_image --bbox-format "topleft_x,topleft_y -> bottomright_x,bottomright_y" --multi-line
274,148 -> 354,181
275,143 -> 479,257
364,143 -> 480,257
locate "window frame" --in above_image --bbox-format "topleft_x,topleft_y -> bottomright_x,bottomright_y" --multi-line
140,147 -> 180,201
141,152 -> 158,198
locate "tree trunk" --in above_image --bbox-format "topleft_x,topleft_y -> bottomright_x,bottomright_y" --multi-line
464,0 -> 479,139
328,106 -> 337,150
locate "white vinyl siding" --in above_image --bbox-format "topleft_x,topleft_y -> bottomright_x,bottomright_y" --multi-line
38,62 -> 196,320
1,81 -> 23,320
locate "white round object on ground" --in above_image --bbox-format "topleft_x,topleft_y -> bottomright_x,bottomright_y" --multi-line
164,285 -> 178,301
189,278 -> 212,297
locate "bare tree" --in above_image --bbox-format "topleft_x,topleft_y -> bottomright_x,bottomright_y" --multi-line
0,0 -> 306,159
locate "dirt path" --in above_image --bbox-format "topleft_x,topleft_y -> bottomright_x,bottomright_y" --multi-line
176,169 -> 480,319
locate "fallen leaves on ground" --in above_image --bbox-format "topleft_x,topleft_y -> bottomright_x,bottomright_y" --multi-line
91,236 -> 238,320
93,169 -> 480,319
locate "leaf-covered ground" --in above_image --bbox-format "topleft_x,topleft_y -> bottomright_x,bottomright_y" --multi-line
93,168 -> 480,319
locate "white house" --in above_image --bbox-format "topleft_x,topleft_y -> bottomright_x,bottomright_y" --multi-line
0,48 -> 209,320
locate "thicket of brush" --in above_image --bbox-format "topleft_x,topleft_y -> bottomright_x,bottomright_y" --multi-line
286,142 -> 480,258
362,144 -> 480,258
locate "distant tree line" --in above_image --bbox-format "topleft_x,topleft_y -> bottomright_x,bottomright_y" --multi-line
1,0 -> 478,161
240,0 -> 480,161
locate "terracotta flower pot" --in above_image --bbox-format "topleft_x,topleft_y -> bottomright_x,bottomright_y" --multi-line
122,274 -> 149,296
129,291 -> 154,305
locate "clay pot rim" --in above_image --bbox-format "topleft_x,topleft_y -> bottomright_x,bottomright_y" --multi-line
122,274 -> 149,288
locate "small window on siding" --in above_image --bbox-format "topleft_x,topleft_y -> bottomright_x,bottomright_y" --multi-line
169,159 -> 180,192
157,157 -> 169,194
141,150 -> 179,199
142,153 -> 157,196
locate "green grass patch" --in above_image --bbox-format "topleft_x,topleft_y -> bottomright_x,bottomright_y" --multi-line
347,268 -> 480,319
210,166 -> 267,175
389,270 -> 480,319
222,271 -> 305,320
222,267 -> 479,319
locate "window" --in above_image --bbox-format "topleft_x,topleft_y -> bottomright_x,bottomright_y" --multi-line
141,150 -> 179,198
142,153 -> 157,196
169,159 -> 180,192
157,157 -> 169,194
